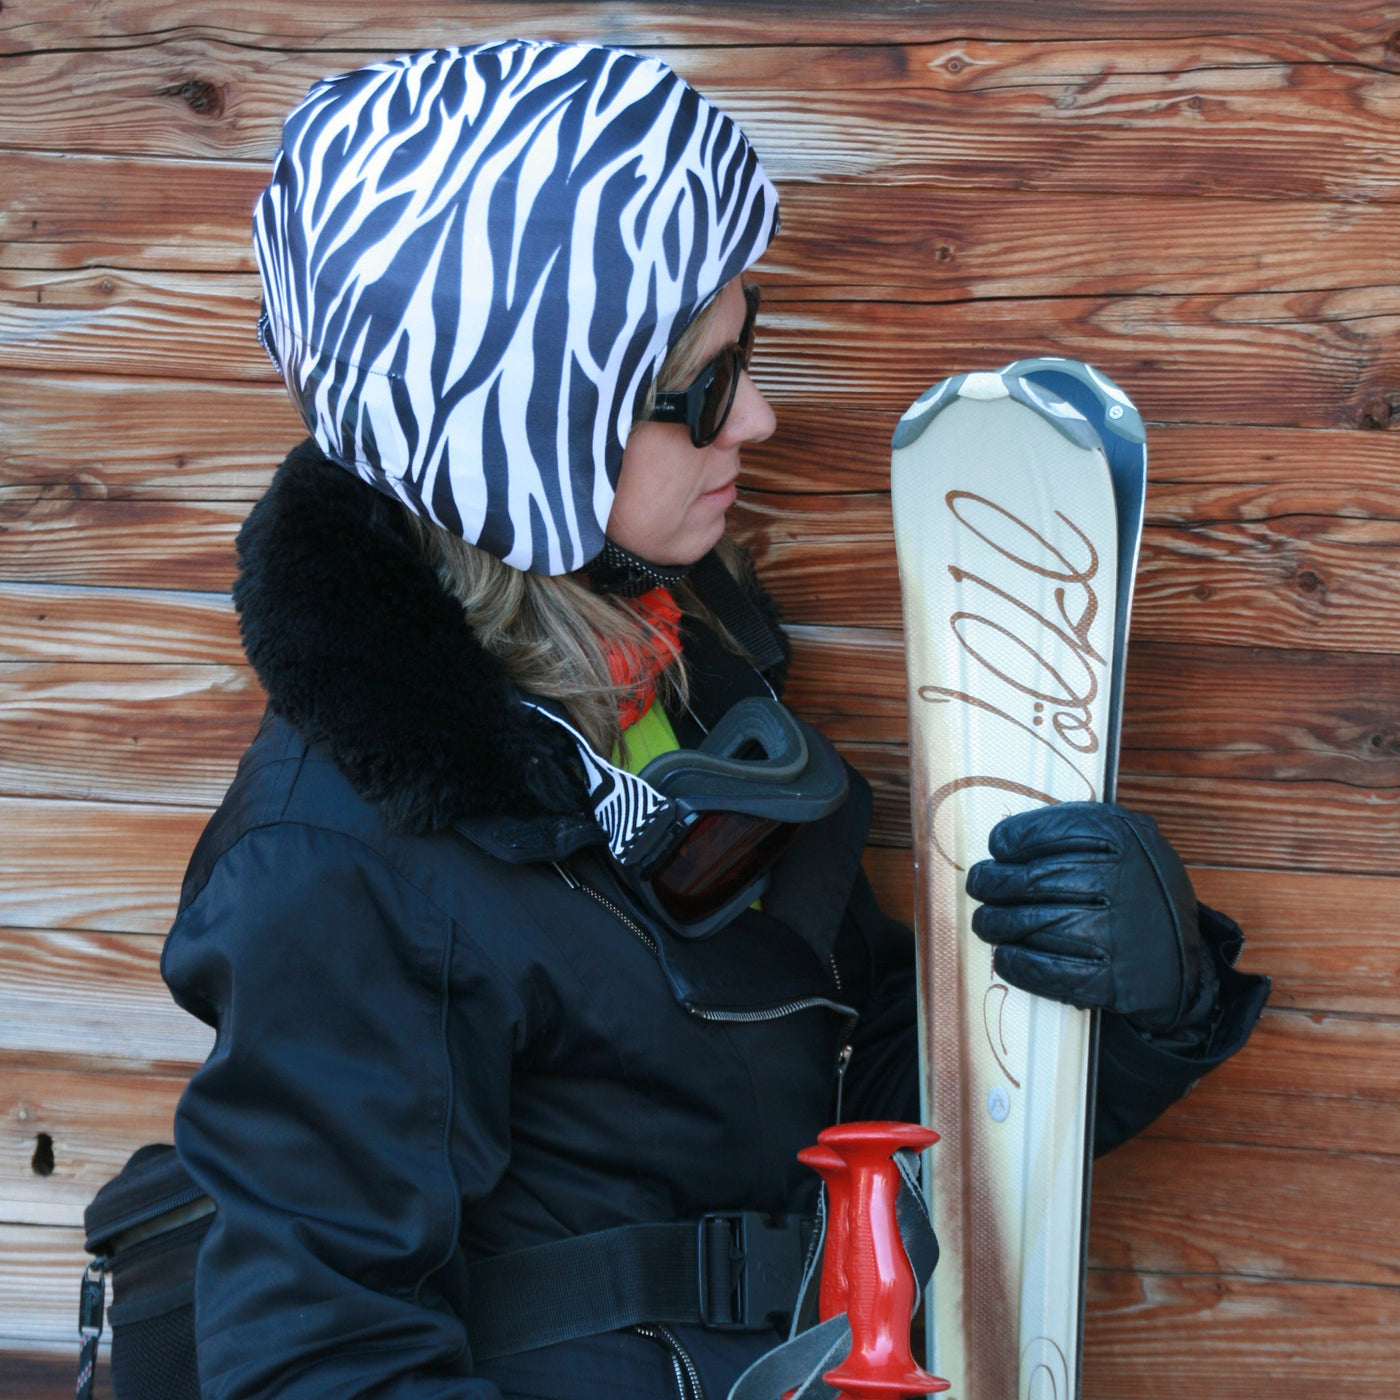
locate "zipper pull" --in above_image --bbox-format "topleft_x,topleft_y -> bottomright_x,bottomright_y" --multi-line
77,1260 -> 105,1400
834,1042 -> 853,1124
552,861 -> 579,890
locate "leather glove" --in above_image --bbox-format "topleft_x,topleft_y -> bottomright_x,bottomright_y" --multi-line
965,802 -> 1215,1036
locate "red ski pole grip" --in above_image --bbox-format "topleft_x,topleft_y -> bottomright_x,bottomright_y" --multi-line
796,1144 -> 851,1322
817,1122 -> 949,1399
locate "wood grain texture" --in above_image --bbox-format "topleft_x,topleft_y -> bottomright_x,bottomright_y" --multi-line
0,798 -> 205,934
0,581 -> 240,664
7,146 -> 1398,306
735,496 -> 1400,651
1088,1136 -> 1400,1286
742,415 -> 1400,507
0,1350 -> 108,1400
1147,1010 -> 1400,1157
9,378 -> 1398,513
0,374 -> 297,499
786,629 -> 1400,786
863,846 -> 1400,1017
0,927 -> 210,1070
2,38 -> 1399,203
6,277 -> 1397,431
0,663 -> 262,805
6,1 -> 1400,58
0,495 -> 244,590
10,492 -> 1400,653
1082,1269 -> 1400,1399
857,754 -> 1400,873
2,1059 -> 186,1225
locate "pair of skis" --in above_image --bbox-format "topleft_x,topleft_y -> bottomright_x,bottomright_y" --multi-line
891,359 -> 1147,1400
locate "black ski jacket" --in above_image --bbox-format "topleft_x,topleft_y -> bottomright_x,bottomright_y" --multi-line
161,441 -> 1268,1400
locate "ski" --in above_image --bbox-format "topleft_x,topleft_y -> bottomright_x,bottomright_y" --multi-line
890,362 -> 1144,1400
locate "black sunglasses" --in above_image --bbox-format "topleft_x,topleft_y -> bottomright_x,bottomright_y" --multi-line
649,284 -> 761,447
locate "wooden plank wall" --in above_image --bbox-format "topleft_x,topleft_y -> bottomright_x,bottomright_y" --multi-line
2,3 -> 1397,1395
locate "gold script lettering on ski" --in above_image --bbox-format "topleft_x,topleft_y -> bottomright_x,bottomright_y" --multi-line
892,361 -> 1144,1400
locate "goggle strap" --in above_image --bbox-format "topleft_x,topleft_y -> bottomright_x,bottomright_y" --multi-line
522,701 -> 675,864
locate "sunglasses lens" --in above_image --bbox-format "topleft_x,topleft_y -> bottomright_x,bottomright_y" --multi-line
694,348 -> 740,446
649,810 -> 800,926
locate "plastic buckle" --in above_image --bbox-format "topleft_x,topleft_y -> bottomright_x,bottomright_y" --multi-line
697,1211 -> 807,1331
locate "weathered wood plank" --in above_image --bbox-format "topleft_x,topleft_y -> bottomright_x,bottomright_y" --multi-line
0,798 -> 205,934
6,275 -> 1397,431
0,269 -> 266,382
0,1350 -> 109,1400
6,1 -> 1399,59
0,151 -> 266,274
862,846 -> 1400,1018
787,630 -> 1400,786
0,495 -> 244,590
854,746 -> 1400,874
735,497 -> 1400,651
0,581 -> 240,663
1114,772 -> 1400,879
8,375 -> 1399,517
1148,1010 -> 1400,1157
0,663 -> 262,805
1,1059 -> 186,1225
742,415 -> 1400,508
2,38 -> 1398,203
9,494 -> 1400,654
1082,1269 -> 1400,1399
0,927 -> 210,1071
7,146 -> 1398,307
1089,1136 -> 1400,1287
0,375 -> 298,500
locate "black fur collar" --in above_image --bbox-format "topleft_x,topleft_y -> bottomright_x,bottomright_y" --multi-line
233,439 -> 588,834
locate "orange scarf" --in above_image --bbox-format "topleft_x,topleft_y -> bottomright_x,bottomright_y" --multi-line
602,587 -> 683,729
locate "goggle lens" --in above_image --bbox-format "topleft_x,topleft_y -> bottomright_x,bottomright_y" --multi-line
649,809 -> 801,926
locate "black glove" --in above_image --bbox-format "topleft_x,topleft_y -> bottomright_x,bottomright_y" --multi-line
965,802 -> 1216,1037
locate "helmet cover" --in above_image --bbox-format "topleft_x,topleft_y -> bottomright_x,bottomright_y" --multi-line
253,40 -> 780,573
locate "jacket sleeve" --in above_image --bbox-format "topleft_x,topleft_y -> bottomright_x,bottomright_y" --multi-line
1093,902 -> 1271,1155
162,821 -> 517,1400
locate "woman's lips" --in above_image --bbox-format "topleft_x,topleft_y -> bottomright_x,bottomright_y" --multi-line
699,480 -> 738,507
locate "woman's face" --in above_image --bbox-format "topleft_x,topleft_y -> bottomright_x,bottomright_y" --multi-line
607,277 -> 777,564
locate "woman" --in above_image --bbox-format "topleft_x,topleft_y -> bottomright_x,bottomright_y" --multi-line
162,40 -> 1268,1400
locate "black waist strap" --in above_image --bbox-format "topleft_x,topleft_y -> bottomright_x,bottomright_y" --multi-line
466,1212 -> 813,1362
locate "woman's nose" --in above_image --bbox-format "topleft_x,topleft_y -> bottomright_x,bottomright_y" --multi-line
721,368 -> 777,447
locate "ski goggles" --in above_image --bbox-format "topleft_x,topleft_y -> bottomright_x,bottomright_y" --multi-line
526,695 -> 849,938
649,284 -> 761,447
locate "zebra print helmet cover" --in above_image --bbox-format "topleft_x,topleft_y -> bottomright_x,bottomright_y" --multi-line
253,40 -> 780,574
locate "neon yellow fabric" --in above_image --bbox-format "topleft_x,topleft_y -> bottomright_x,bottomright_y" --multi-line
613,701 -> 681,773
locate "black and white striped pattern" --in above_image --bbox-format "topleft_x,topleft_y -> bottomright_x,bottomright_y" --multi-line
523,702 -> 673,862
254,40 -> 779,573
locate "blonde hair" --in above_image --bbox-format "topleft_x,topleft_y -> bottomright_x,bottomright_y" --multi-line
412,288 -> 755,757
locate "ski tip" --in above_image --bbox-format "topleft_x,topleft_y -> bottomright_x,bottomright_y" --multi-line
892,370 -> 1103,454
999,357 -> 1147,448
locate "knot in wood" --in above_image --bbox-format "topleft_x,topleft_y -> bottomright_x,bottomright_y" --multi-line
1358,393 -> 1395,430
935,244 -> 955,263
1295,570 -> 1322,595
161,78 -> 225,118
1386,27 -> 1400,59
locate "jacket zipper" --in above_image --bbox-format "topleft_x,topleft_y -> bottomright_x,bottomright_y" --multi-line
633,1323 -> 705,1400
554,863 -> 857,1026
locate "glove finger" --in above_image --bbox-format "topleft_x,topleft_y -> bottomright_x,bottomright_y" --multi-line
966,853 -> 1113,907
992,943 -> 1113,1011
988,802 -> 1126,863
973,902 -> 1112,956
